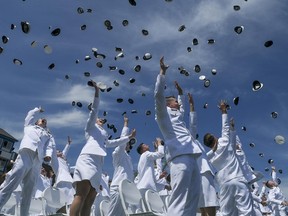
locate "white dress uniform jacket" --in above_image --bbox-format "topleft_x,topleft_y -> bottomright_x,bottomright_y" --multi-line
154,74 -> 201,216
19,107 -> 51,160
81,97 -> 130,156
189,112 -> 217,175
136,145 -> 164,192
107,126 -> 134,216
235,135 -> 257,184
154,74 -> 202,162
110,126 -> 134,187
207,114 -> 253,216
0,107 -> 52,216
268,170 -> 287,216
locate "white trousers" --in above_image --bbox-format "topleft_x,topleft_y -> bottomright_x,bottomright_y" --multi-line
219,177 -> 254,216
167,154 -> 200,216
0,148 -> 41,216
107,185 -> 126,216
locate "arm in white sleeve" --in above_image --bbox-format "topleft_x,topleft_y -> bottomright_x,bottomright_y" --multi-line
189,111 -> 197,138
178,94 -> 185,115
230,130 -> 237,150
154,74 -> 169,121
271,169 -> 277,183
221,113 -> 229,140
146,145 -> 164,160
107,136 -> 130,148
207,149 -> 215,160
45,134 -> 55,159
24,107 -> 41,127
252,192 -> 262,203
259,185 -> 266,197
113,126 -> 130,154
85,97 -> 99,136
267,189 -> 283,205
62,143 -> 71,157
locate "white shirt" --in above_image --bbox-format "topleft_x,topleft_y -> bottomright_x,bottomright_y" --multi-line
110,126 -> 134,187
80,97 -> 130,156
55,144 -> 73,185
154,74 -> 202,161
207,114 -> 245,185
235,135 -> 256,183
136,145 -> 164,191
189,111 -> 217,175
19,107 -> 51,160
267,170 -> 286,206
46,135 -> 59,176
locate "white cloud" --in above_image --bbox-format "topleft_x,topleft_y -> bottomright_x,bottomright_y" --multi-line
46,109 -> 87,129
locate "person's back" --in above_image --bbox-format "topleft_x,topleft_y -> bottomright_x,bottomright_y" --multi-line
136,141 -> 164,193
204,103 -> 253,216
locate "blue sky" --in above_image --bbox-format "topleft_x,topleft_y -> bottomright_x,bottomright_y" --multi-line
1,0 -> 288,193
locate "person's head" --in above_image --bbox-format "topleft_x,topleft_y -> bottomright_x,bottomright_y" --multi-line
96,118 -> 107,126
165,96 -> 180,109
35,118 -> 47,128
56,150 -> 65,159
265,180 -> 277,189
203,133 -> 217,148
137,143 -> 149,155
41,167 -> 47,176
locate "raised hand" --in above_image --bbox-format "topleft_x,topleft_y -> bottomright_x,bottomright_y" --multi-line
160,56 -> 169,75
174,81 -> 183,95
39,106 -> 44,113
68,136 -> 72,145
218,100 -> 228,114
123,114 -> 129,127
188,93 -> 194,111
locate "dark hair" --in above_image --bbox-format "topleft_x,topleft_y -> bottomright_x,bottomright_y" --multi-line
137,143 -> 145,155
203,133 -> 215,148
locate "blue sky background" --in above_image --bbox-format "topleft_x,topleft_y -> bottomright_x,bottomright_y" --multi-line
1,0 -> 288,193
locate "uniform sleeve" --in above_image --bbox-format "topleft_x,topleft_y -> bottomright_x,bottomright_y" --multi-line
146,145 -> 164,160
24,107 -> 41,127
189,111 -> 197,138
113,126 -> 129,154
267,188 -> 283,205
45,135 -> 55,158
259,185 -> 266,197
251,192 -> 262,203
207,149 -> 215,160
106,136 -> 130,148
154,74 -> 169,121
62,143 -> 71,157
271,169 -> 277,183
85,97 -> 99,135
221,113 -> 229,140
178,94 -> 185,115
230,130 -> 237,150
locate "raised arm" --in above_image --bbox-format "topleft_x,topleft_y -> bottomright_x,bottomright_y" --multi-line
114,115 -> 130,154
120,115 -> 129,137
229,118 -> 237,149
24,106 -> 44,126
107,128 -> 136,148
154,57 -> 169,120
271,166 -> 277,183
175,81 -> 185,115
62,136 -> 72,157
188,93 -> 197,137
146,138 -> 165,159
219,100 -> 229,140
85,80 -> 100,135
